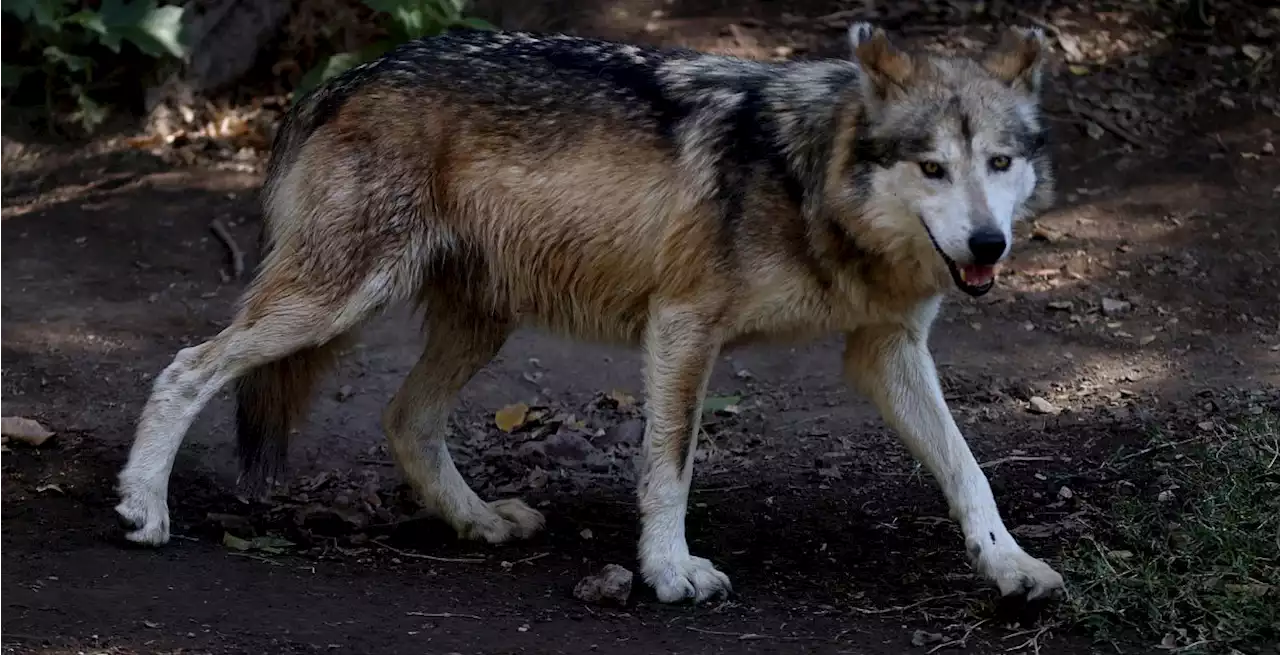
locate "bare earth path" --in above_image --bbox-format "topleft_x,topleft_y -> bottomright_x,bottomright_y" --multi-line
4,1 -> 1278,653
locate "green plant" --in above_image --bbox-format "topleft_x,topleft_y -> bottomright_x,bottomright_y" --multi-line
2,0 -> 191,131
1063,416 -> 1280,653
295,0 -> 493,98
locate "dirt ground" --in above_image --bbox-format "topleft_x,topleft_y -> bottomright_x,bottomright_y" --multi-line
3,1 -> 1278,654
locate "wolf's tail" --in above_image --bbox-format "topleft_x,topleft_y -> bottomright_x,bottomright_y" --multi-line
234,336 -> 349,498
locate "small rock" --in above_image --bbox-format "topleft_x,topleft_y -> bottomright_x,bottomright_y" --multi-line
1028,396 -> 1060,415
1101,297 -> 1132,317
911,630 -> 945,647
1157,490 -> 1175,503
1046,300 -> 1073,312
1058,486 -> 1074,500
335,385 -> 355,401
517,431 -> 597,467
295,503 -> 368,535
595,418 -> 644,449
573,564 -> 633,606
579,528 -> 594,540
1263,142 -> 1276,156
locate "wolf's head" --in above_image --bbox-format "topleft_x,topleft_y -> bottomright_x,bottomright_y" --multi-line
837,23 -> 1054,297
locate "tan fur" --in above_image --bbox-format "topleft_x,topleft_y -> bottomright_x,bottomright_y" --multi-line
115,25 -> 1064,604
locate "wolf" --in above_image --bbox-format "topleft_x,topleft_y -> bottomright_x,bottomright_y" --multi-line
115,22 -> 1065,604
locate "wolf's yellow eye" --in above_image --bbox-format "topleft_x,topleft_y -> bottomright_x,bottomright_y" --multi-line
989,155 -> 1012,172
919,161 -> 946,179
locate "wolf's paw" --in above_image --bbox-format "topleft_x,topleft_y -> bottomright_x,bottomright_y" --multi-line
644,555 -> 733,604
115,479 -> 170,546
970,541 -> 1064,600
458,498 -> 545,544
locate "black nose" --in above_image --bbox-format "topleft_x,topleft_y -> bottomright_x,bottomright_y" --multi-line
968,228 -> 1007,266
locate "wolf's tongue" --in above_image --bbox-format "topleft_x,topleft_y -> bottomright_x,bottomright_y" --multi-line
960,264 -> 996,286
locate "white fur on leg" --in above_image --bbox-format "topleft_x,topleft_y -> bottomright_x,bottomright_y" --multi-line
384,378 -> 545,545
845,320 -> 1065,600
638,465 -> 732,603
116,342 -> 233,545
636,306 -> 731,604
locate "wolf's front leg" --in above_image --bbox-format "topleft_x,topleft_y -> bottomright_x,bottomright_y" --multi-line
844,326 -> 1064,600
636,305 -> 731,603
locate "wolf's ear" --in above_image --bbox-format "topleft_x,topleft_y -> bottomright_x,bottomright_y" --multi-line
847,22 -> 914,98
982,26 -> 1049,94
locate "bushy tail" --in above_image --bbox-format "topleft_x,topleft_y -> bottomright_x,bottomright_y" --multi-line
234,337 -> 348,499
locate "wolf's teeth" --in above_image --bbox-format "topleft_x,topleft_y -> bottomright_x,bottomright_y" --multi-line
959,268 -> 968,282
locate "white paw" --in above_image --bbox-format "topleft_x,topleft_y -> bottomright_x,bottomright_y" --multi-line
970,541 -> 1064,600
457,498 -> 545,544
644,555 -> 733,604
115,478 -> 170,546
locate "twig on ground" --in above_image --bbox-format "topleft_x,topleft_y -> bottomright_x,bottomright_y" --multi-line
694,484 -> 751,494
406,611 -> 484,620
1065,101 -> 1150,149
511,552 -> 549,566
980,455 -> 1056,469
371,539 -> 486,563
685,626 -> 827,642
226,552 -> 283,566
849,593 -> 963,615
928,619 -> 989,654
210,219 -> 245,281
1003,622 -> 1059,655
1116,435 -> 1211,463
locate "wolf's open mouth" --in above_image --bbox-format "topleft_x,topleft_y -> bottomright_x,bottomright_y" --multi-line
919,220 -> 998,297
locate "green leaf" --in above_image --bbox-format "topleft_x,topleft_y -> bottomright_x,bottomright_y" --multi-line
3,0 -> 73,30
294,51 -> 366,97
221,532 -> 253,551
702,395 -> 743,414
454,16 -> 495,30
43,45 -> 92,72
392,6 -> 427,39
249,535 -> 295,554
90,0 -> 190,59
132,4 -> 189,58
71,88 -> 110,131
65,9 -> 108,35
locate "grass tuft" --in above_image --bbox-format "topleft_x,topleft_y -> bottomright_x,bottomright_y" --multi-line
1063,414 -> 1280,653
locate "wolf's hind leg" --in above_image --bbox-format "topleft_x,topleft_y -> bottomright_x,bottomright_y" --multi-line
383,306 -> 544,543
116,284 -> 377,545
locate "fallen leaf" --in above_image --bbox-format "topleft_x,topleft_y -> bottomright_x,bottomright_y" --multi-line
1241,44 -> 1264,61
911,630 -> 945,647
495,403 -> 530,433
2,417 -> 55,446
250,535 -> 296,554
35,483 -> 65,494
1224,582 -> 1271,597
607,389 -> 636,408
222,532 -> 253,551
1068,64 -> 1090,75
702,395 -> 742,415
